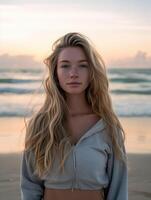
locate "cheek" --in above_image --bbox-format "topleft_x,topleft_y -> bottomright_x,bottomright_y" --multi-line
84,70 -> 90,82
57,70 -> 67,84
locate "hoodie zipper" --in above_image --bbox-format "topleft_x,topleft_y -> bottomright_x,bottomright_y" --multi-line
71,132 -> 94,192
71,148 -> 76,191
70,119 -> 103,191
71,133 -> 97,191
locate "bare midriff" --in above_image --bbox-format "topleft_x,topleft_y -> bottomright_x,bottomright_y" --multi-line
43,188 -> 104,200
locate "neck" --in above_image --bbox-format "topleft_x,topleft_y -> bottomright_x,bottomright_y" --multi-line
66,93 -> 92,116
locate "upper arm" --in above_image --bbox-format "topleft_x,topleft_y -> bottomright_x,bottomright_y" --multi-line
20,151 -> 44,200
104,144 -> 128,200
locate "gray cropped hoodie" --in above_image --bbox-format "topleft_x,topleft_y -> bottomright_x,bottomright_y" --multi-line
20,118 -> 128,200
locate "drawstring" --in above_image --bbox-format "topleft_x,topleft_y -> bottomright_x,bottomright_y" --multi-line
100,189 -> 105,200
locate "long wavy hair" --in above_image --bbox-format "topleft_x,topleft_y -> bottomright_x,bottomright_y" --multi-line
24,32 -> 127,178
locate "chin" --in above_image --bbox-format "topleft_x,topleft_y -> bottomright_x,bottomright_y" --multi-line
66,89 -> 85,94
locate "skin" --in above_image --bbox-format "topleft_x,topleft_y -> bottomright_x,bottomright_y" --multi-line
56,47 -> 93,116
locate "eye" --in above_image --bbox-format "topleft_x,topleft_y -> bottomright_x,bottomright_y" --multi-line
61,65 -> 70,68
79,64 -> 88,68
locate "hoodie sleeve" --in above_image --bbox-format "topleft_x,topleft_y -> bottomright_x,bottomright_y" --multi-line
104,144 -> 128,200
20,151 -> 44,200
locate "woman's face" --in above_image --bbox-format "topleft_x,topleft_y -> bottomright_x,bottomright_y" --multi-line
56,47 -> 90,95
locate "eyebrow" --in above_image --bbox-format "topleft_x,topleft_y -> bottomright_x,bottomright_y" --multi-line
59,59 -> 88,63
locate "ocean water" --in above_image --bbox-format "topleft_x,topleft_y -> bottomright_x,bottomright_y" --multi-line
0,67 -> 151,118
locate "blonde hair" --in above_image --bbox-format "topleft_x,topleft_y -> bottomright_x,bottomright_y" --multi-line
24,32 -> 126,178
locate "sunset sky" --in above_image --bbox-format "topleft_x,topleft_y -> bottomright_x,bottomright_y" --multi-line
0,0 -> 151,68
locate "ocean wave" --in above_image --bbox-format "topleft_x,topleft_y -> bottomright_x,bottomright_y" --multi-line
0,67 -> 151,117
1,86 -> 151,95
1,109 -> 151,118
0,78 -> 42,84
0,68 -> 43,74
109,77 -> 151,83
108,68 -> 151,75
0,87 -> 43,94
111,89 -> 151,95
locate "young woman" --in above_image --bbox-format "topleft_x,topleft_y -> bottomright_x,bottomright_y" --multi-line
20,32 -> 128,200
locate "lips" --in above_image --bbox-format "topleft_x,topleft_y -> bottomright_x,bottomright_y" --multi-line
67,82 -> 81,84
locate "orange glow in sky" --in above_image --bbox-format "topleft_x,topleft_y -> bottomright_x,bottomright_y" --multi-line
0,1 -> 151,67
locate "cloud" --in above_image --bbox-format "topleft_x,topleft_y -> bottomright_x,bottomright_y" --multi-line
108,51 -> 151,68
1,51 -> 151,70
0,53 -> 43,69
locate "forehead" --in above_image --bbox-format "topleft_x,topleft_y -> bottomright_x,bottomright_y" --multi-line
57,47 -> 87,62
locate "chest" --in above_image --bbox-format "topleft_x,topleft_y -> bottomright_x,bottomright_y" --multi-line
65,115 -> 100,145
43,132 -> 109,190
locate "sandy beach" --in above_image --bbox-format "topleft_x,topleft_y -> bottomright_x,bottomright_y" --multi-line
0,117 -> 151,199
0,153 -> 151,200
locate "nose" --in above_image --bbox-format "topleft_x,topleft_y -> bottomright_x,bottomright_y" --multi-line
69,67 -> 78,78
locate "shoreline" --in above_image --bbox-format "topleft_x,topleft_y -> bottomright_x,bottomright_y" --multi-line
0,116 -> 151,154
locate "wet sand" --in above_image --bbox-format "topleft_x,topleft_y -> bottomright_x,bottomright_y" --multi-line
0,117 -> 151,153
